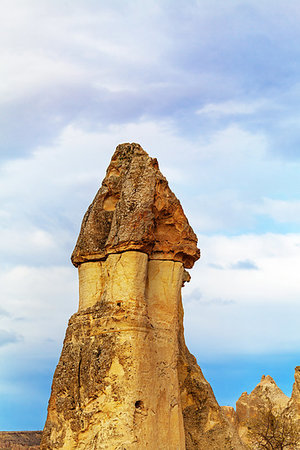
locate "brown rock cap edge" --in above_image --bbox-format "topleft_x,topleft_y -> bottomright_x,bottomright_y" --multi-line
71,143 -> 200,269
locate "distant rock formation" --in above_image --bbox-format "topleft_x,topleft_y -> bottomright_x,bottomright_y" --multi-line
225,368 -> 300,448
235,374 -> 290,444
41,143 -> 243,449
287,366 -> 300,433
0,431 -> 42,449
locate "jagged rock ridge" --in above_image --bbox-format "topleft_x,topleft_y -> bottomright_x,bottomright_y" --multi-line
42,143 -> 243,449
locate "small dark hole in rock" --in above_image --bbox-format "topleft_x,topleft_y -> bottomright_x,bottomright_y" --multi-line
117,302 -> 121,307
135,400 -> 143,409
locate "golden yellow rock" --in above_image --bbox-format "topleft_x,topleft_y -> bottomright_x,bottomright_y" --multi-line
234,372 -> 300,448
42,252 -> 186,449
78,262 -> 105,310
42,144 -> 244,449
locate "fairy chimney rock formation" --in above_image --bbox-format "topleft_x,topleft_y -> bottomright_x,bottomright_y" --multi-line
41,143 -> 244,449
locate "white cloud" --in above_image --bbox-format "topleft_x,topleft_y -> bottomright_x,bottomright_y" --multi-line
257,198 -> 300,224
184,233 -> 300,355
196,100 -> 266,117
0,264 -> 77,354
0,0 -> 171,104
185,298 -> 300,357
181,124 -> 267,176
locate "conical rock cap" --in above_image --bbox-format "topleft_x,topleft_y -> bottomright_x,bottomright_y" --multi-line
72,143 -> 200,268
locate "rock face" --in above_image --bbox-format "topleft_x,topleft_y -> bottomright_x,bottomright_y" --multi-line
71,143 -> 199,269
236,374 -> 290,421
288,366 -> 300,429
235,374 -> 290,444
0,431 -> 42,449
291,366 -> 300,409
234,369 -> 300,448
41,143 -> 243,449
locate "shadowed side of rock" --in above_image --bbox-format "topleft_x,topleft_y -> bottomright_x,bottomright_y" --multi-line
177,297 -> 245,449
287,366 -> 300,437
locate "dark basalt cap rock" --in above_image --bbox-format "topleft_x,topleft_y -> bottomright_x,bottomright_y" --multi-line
71,143 -> 200,268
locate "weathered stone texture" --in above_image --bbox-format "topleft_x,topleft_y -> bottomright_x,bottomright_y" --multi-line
287,366 -> 300,430
42,143 -> 244,449
71,143 -> 200,269
235,371 -> 300,447
42,252 -> 186,449
0,431 -> 42,449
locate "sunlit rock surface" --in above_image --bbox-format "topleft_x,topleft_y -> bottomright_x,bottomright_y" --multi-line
41,143 -> 243,449
71,143 -> 200,269
233,370 -> 300,447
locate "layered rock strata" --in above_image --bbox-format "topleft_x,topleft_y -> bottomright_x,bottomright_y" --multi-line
41,143 -> 243,449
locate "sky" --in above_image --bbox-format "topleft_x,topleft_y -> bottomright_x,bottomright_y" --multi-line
0,0 -> 300,431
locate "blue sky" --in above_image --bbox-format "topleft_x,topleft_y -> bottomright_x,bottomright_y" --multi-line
1,0 -> 300,430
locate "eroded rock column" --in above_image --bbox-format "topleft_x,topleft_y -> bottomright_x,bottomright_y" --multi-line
42,143 -> 244,450
42,251 -> 185,449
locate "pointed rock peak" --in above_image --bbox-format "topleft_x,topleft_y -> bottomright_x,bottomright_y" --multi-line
294,366 -> 300,386
239,391 -> 248,398
260,375 -> 276,385
248,374 -> 289,410
72,143 -> 200,268
291,366 -> 300,400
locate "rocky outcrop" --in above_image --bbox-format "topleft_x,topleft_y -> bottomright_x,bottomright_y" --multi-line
41,143 -> 243,449
287,366 -> 300,428
234,369 -> 300,448
236,374 -> 290,420
235,374 -> 290,444
0,431 -> 42,449
291,366 -> 300,411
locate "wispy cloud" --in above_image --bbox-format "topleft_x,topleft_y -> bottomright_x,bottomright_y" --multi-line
196,100 -> 266,117
0,308 -> 9,317
0,330 -> 22,347
257,198 -> 300,224
230,259 -> 259,270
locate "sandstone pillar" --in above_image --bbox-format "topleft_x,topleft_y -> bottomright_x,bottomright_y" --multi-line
41,143 -> 244,449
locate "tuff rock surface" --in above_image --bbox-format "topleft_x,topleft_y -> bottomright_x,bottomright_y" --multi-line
287,366 -> 300,433
42,143 -> 243,449
235,374 -> 290,444
71,143 -> 200,269
232,369 -> 300,447
0,431 -> 42,449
